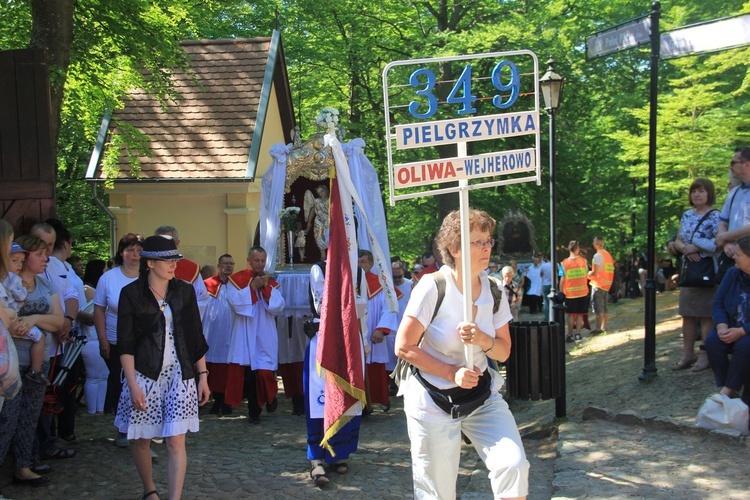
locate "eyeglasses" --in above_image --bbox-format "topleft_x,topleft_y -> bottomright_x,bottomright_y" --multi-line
393,274 -> 404,280
470,238 -> 495,249
730,160 -> 747,166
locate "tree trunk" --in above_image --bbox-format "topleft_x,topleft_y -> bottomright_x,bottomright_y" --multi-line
30,0 -> 74,155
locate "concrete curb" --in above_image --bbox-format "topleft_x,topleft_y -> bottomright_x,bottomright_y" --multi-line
581,405 -> 749,445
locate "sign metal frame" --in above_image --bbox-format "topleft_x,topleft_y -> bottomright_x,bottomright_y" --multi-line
382,50 -> 541,207
382,50 -> 541,368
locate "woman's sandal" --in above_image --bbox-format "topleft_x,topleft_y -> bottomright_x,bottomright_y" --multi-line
332,462 -> 348,475
691,355 -> 710,372
41,448 -> 76,460
142,490 -> 159,499
310,464 -> 330,487
670,358 -> 697,371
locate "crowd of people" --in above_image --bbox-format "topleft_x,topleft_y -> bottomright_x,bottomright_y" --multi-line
3,147 -> 750,498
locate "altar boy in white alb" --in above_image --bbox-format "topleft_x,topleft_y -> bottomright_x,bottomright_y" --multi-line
227,246 -> 285,423
357,250 -> 399,412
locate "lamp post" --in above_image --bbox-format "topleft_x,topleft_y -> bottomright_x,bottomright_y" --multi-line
539,57 -> 565,321
539,56 -> 566,418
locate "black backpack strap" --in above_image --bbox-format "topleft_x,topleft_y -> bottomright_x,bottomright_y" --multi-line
487,276 -> 504,314
430,270 -> 446,324
390,271 -> 446,387
414,271 -> 446,348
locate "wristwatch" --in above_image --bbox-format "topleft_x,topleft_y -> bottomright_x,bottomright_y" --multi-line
65,315 -> 76,324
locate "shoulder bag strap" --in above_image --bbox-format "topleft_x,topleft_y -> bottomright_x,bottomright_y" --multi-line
688,208 -> 718,244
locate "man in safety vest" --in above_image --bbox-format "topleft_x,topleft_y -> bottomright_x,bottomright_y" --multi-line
560,240 -> 589,342
588,236 -> 614,336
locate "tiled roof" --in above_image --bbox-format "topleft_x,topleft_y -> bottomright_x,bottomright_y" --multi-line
90,37 -> 288,181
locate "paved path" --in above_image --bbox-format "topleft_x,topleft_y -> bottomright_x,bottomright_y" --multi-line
3,394 -> 748,499
3,294 -> 750,499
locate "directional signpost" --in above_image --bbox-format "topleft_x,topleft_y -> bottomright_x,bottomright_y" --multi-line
383,51 -> 541,368
587,9 -> 750,61
586,15 -> 651,60
661,13 -> 750,59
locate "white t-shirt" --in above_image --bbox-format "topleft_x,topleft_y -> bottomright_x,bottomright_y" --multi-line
592,252 -> 604,270
402,265 -> 512,422
66,262 -> 86,315
720,185 -> 750,231
93,267 -> 138,344
42,255 -> 80,356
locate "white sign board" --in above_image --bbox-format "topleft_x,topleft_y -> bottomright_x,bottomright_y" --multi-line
661,14 -> 750,59
394,147 -> 536,188
395,111 -> 539,150
382,50 -> 541,203
586,16 -> 651,60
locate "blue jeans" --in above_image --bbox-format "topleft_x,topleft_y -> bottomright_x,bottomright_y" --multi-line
705,328 -> 750,391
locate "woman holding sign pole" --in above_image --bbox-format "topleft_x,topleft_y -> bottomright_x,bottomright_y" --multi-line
395,209 -> 528,499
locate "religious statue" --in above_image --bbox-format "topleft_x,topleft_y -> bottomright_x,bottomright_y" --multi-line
294,229 -> 307,261
304,184 -> 330,253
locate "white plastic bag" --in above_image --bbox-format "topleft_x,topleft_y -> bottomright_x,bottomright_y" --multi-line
696,393 -> 749,435
0,323 -> 22,400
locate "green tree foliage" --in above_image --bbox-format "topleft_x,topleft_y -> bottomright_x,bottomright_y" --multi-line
2,0 -> 750,266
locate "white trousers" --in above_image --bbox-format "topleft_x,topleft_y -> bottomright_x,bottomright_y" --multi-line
81,340 -> 109,413
406,395 -> 529,499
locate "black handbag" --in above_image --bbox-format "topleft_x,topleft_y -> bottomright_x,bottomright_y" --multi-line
679,256 -> 716,287
678,209 -> 718,288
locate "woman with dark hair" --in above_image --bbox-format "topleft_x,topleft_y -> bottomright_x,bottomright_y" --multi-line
0,234 -> 65,487
671,178 -> 719,372
395,209 -> 528,499
80,259 -> 109,414
115,235 -> 209,500
705,234 -> 750,398
83,259 -> 107,288
93,233 -> 143,443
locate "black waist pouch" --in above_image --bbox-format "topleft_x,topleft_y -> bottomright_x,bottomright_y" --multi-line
412,367 -> 492,419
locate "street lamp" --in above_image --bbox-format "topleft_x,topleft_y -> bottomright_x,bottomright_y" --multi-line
539,56 -> 566,419
539,56 -> 565,322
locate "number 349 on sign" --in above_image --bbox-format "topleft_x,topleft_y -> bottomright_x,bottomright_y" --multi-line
408,61 -> 520,119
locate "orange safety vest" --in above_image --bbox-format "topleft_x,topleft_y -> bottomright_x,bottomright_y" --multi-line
589,249 -> 615,292
562,256 -> 588,299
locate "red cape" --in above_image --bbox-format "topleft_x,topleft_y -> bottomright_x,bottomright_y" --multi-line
204,275 -> 226,298
228,268 -> 279,304
365,271 -> 403,300
414,262 -> 438,281
175,259 -> 200,284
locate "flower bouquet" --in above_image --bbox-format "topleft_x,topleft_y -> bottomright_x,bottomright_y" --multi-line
279,206 -> 301,233
279,206 -> 301,268
315,107 -> 340,128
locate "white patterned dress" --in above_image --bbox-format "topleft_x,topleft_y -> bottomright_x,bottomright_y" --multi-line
115,305 -> 200,439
